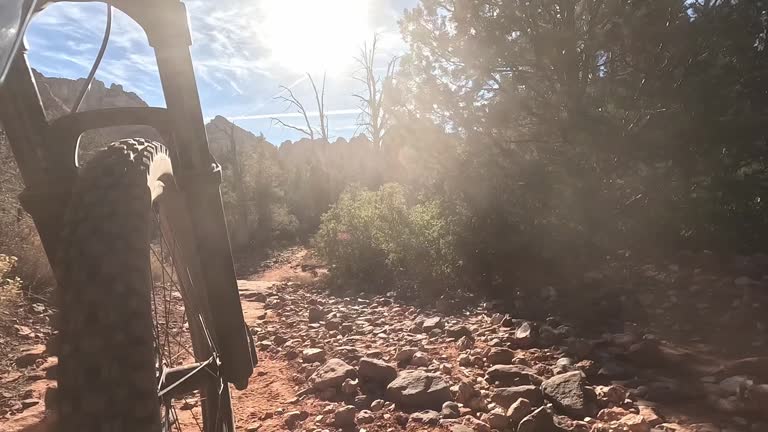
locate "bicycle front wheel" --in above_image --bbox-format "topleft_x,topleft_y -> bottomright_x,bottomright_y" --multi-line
54,138 -> 235,432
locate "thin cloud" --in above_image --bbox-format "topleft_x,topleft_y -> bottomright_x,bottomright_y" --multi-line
230,108 -> 359,121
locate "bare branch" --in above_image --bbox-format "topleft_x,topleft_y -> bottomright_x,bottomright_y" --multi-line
270,118 -> 314,137
273,84 -> 314,139
308,72 -> 329,141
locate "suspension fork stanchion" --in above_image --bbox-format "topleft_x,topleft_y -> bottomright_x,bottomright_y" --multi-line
142,0 -> 256,388
0,49 -> 76,267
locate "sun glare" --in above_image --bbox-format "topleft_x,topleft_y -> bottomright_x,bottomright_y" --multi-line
260,0 -> 370,75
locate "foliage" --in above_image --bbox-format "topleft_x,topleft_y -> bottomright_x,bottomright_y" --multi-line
394,0 -> 768,267
313,184 -> 461,297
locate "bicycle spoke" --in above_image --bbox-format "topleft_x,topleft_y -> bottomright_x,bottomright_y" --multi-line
149,206 -> 225,432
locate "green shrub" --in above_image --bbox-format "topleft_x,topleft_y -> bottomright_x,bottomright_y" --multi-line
313,183 -> 460,297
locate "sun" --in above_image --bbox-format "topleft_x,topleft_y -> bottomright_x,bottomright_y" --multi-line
259,0 -> 371,75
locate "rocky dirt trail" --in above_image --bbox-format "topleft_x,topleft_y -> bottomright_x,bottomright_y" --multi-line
3,246 -> 768,432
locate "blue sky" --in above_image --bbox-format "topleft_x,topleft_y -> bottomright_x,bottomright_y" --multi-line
26,0 -> 417,143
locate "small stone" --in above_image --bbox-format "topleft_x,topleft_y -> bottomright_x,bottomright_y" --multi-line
245,423 -> 262,432
394,412 -> 410,427
370,399 -> 385,412
638,405 -> 663,427
14,325 -> 33,337
15,345 -> 46,368
411,351 -> 430,367
356,410 -> 375,424
620,413 -> 650,432
597,407 -> 631,422
491,385 -> 543,408
442,401 -> 461,419
342,378 -> 359,395
507,398 -> 532,426
490,314 -> 505,325
459,354 -> 472,367
308,306 -> 324,323
302,348 -> 326,363
20,399 -> 40,409
484,408 -> 509,429
446,325 -> 472,339
463,415 -> 492,432
486,364 -> 543,387
595,385 -> 627,405
395,348 -> 418,363
454,381 -> 480,404
411,410 -> 441,425
334,405 -> 357,427
354,394 -> 371,409
517,406 -> 556,432
423,317 -> 444,332
458,335 -> 475,351
283,411 -> 306,429
486,348 -> 515,365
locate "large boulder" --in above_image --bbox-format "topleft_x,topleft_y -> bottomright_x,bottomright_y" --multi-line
541,371 -> 597,419
385,370 -> 452,409
309,358 -> 356,391
358,357 -> 397,386
486,365 -> 543,387
491,385 -> 544,408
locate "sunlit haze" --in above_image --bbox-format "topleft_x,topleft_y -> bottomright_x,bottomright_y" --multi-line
260,0 -> 371,75
25,0 -> 414,142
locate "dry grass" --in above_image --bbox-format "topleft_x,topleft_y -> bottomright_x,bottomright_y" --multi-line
0,217 -> 55,298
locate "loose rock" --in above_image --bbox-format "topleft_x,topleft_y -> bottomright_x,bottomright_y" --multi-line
491,385 -> 544,408
423,317 -> 444,332
385,370 -> 452,409
486,364 -> 544,387
358,357 -> 397,385
517,406 -> 556,432
15,345 -> 46,368
309,358 -> 356,391
486,347 -> 515,365
308,306 -> 324,323
507,398 -> 533,426
333,405 -> 357,427
302,348 -> 326,363
541,371 -> 597,418
483,408 -> 509,429
442,401 -> 461,419
410,410 -> 441,425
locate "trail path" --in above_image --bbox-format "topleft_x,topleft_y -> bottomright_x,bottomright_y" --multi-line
3,246 -> 768,432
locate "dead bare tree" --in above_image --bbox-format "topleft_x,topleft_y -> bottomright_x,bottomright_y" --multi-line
272,72 -> 329,141
271,85 -> 315,140
353,34 -> 398,148
308,72 -> 329,141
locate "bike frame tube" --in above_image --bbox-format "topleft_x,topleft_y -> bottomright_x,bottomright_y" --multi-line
0,0 -> 255,387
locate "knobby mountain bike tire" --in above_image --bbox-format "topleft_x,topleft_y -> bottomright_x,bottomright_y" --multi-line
53,138 -> 235,432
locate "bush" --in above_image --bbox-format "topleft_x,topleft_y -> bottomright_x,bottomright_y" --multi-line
313,183 -> 461,297
0,216 -> 54,296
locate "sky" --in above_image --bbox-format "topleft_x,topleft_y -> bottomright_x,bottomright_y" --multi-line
25,0 -> 417,144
